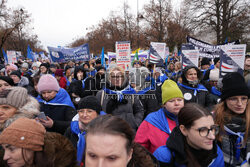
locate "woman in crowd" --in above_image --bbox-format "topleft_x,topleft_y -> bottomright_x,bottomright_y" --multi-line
0,87 -> 40,133
154,103 -> 224,166
84,115 -> 159,167
36,74 -> 76,134
0,76 -> 14,92
0,117 -> 78,167
215,72 -> 250,166
178,65 -> 212,108
96,66 -> 144,131
64,96 -> 102,164
135,79 -> 184,153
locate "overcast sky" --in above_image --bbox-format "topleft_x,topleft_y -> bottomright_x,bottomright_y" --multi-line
7,0 -> 181,49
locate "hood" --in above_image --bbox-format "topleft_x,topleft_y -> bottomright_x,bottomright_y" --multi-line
74,66 -> 86,80
181,66 -> 203,85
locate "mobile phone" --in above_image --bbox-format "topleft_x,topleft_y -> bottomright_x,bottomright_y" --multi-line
37,112 -> 48,121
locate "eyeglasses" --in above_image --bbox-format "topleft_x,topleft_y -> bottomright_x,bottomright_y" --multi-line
77,109 -> 96,114
228,97 -> 248,104
192,125 -> 219,137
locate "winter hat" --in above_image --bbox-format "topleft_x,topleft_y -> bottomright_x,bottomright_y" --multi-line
78,96 -> 102,114
6,64 -> 18,72
40,63 -> 49,69
37,74 -> 60,93
21,62 -> 29,69
201,58 -> 211,66
209,69 -> 219,81
0,87 -> 29,108
213,57 -> 220,65
95,66 -> 105,72
0,117 -> 46,151
0,76 -> 14,86
10,70 -> 21,79
50,64 -> 57,69
162,79 -> 183,104
55,69 -> 64,77
221,72 -> 249,101
32,62 -> 40,68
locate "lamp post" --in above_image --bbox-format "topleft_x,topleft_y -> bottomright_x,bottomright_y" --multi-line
136,0 -> 143,49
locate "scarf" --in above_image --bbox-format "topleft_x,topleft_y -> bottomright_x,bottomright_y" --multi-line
224,117 -> 246,161
103,85 -> 136,102
178,83 -> 208,96
37,88 -> 75,109
71,121 -> 86,164
145,108 -> 177,135
82,77 -> 88,89
136,86 -> 154,95
211,86 -> 221,96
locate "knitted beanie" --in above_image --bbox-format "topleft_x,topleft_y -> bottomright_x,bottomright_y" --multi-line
21,62 -> 29,69
10,70 -> 21,79
162,79 -> 183,105
0,117 -> 46,151
55,69 -> 64,77
37,74 -> 60,93
32,62 -> 40,68
6,64 -> 18,72
78,96 -> 102,114
0,87 -> 29,108
221,72 -> 249,101
209,69 -> 219,81
0,76 -> 14,86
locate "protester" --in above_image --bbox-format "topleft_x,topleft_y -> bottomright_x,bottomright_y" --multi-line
215,72 -> 250,166
31,62 -> 40,77
84,115 -> 159,167
178,65 -> 212,108
135,79 -> 184,153
244,54 -> 250,89
64,65 -> 74,86
0,76 -> 14,92
55,69 -> 67,89
38,63 -> 50,75
10,70 -> 29,87
154,103 -> 224,166
165,62 -> 175,78
200,57 -> 211,76
5,64 -> 18,77
49,63 -> 57,75
94,66 -> 105,90
0,87 -> 40,132
36,74 -> 76,134
133,60 -> 142,68
96,66 -> 144,131
64,96 -> 102,164
0,117 -> 78,167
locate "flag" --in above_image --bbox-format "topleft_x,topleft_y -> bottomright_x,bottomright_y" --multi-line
148,45 -> 164,66
132,48 -> 140,54
2,48 -> 8,64
101,47 -> 106,68
27,45 -> 34,62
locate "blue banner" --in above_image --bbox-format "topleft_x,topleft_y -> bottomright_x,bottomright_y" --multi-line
27,45 -> 35,62
48,43 -> 90,62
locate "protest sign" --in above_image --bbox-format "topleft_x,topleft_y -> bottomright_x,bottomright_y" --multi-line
148,42 -> 165,66
115,41 -> 131,70
220,44 -> 246,77
6,51 -> 18,64
48,43 -> 90,62
181,44 -> 199,69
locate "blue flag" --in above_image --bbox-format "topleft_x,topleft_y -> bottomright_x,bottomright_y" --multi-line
27,45 -> 34,62
2,48 -> 8,64
101,47 -> 106,68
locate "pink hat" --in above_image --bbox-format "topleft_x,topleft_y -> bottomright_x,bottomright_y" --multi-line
37,74 -> 60,93
6,64 -> 18,72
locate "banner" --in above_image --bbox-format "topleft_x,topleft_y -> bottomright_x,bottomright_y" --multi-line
48,43 -> 90,62
219,44 -> 246,77
115,41 -> 131,70
187,36 -> 222,58
148,42 -> 165,66
6,51 -> 18,64
108,52 -> 116,64
181,44 -> 199,69
131,51 -> 148,62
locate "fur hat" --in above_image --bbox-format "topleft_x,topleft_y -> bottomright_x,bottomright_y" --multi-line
162,79 -> 183,104
37,74 -> 60,93
0,76 -> 14,86
0,117 -> 46,151
221,72 -> 249,101
78,96 -> 102,114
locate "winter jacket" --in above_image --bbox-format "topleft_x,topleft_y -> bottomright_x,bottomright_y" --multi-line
135,108 -> 177,153
37,88 -> 77,134
154,127 -> 224,167
58,76 -> 67,89
96,85 -> 145,131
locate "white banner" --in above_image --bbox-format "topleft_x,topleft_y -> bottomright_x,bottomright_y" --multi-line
115,41 -> 131,70
6,51 -> 18,64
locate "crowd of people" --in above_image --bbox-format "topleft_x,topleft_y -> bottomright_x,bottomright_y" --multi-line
0,54 -> 249,167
